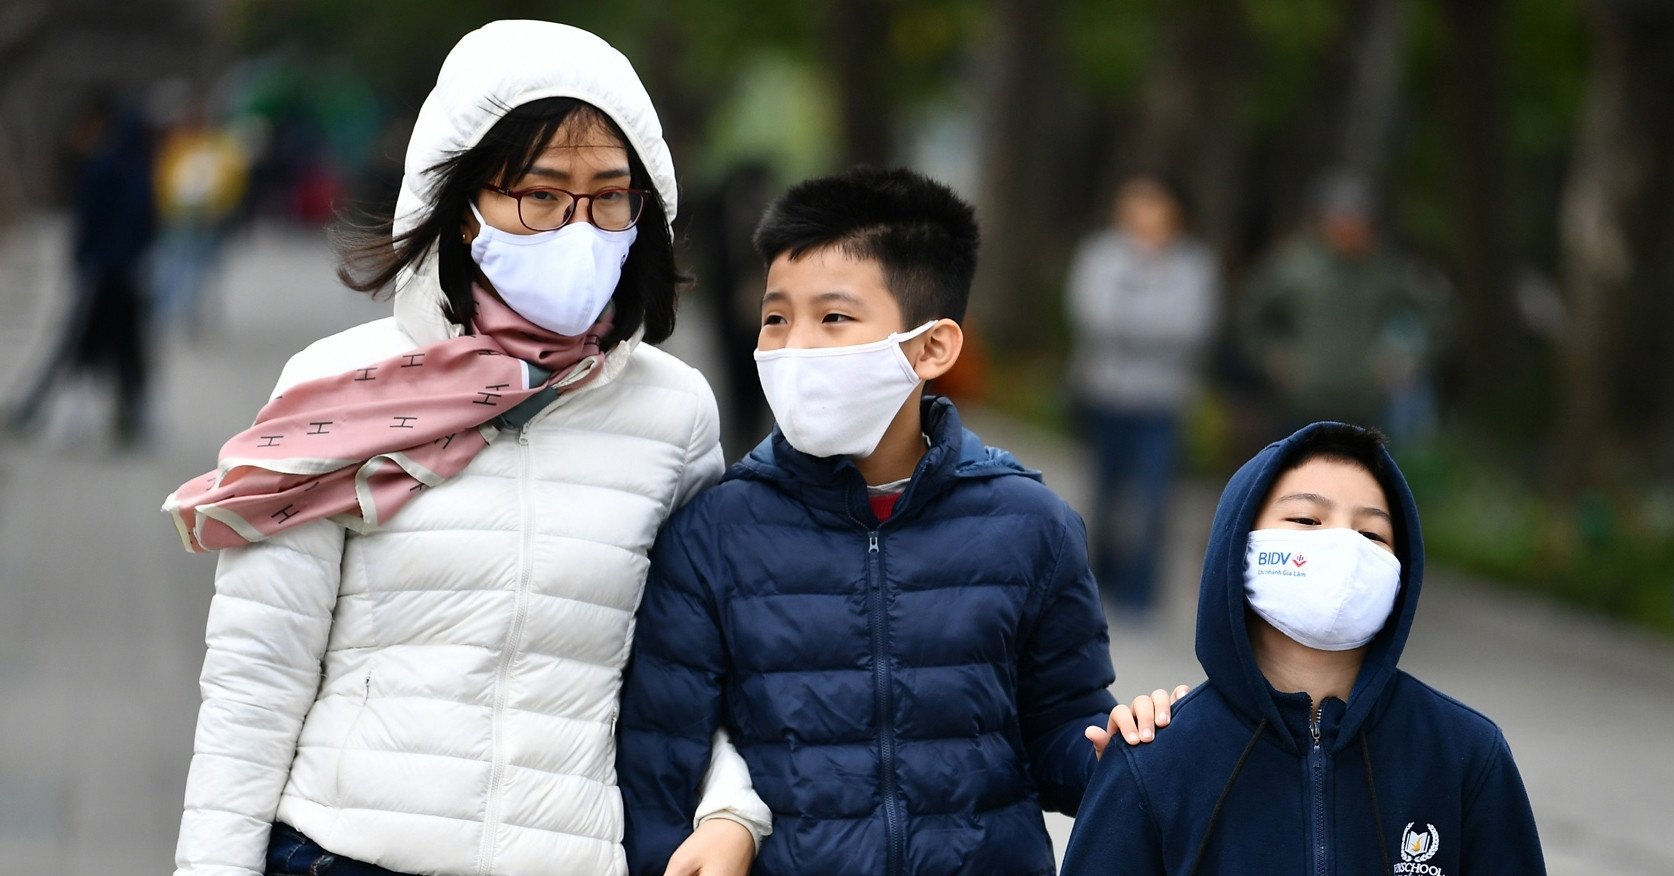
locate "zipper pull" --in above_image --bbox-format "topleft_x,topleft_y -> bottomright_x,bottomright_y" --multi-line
1309,716 -> 1321,748
517,427 -> 531,446
868,533 -> 879,553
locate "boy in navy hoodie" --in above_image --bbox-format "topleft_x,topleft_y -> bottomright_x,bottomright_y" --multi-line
1061,422 -> 1545,874
618,167 -> 1126,876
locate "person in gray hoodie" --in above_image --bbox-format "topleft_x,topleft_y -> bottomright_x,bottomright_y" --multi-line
1065,174 -> 1221,616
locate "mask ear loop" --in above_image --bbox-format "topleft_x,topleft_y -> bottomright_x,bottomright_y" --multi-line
461,199 -> 484,244
891,319 -> 942,382
465,199 -> 521,240
890,319 -> 941,344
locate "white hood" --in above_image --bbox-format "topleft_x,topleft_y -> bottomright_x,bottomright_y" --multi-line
391,20 -> 677,345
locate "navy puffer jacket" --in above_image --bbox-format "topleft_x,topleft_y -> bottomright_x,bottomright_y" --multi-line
619,397 -> 1116,876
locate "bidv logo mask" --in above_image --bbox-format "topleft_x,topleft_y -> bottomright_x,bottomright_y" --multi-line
1243,527 -> 1401,651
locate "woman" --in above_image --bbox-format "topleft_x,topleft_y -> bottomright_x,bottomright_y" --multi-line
1064,174 -> 1220,618
167,21 -> 766,876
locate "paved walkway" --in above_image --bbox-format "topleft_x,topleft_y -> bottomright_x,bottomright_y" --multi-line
0,220 -> 1669,874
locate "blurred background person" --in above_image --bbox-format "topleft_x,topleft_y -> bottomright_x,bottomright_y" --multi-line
149,89 -> 250,341
6,90 -> 156,448
1236,169 -> 1445,440
1065,174 -> 1220,618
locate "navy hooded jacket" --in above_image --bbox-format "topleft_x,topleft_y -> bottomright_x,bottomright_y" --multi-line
1060,422 -> 1544,875
619,397 -> 1116,876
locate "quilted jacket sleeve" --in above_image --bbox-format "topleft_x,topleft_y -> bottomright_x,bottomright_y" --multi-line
1017,510 -> 1117,815
174,520 -> 344,876
672,368 -> 724,511
1459,730 -> 1546,873
664,365 -> 769,845
618,511 -> 733,876
691,726 -> 773,848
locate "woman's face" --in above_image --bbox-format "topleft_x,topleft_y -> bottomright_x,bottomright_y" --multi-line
1113,179 -> 1181,249
465,112 -> 632,240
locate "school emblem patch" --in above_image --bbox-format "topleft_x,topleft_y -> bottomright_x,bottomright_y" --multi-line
1392,823 -> 1444,874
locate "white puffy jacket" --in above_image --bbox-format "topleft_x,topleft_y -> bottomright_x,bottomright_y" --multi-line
174,20 -> 767,876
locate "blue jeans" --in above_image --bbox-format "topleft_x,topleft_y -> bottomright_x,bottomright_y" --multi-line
266,824 -> 414,876
1076,406 -> 1180,613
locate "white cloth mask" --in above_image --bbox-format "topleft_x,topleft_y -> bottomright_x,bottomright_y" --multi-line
754,321 -> 938,458
468,201 -> 636,336
1244,527 -> 1402,651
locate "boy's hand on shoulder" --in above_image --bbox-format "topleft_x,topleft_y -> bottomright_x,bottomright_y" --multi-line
1085,684 -> 1192,759
665,817 -> 756,876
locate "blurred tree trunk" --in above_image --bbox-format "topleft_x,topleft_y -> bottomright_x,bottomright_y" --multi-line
1555,0 -> 1674,490
1438,0 -> 1527,427
824,0 -> 894,167
1333,0 -> 1405,188
1257,0 -> 1402,210
0,3 -> 52,227
972,0 -> 1071,351
1604,6 -> 1674,479
635,9 -> 719,226
0,3 -> 50,85
1117,0 -> 1255,263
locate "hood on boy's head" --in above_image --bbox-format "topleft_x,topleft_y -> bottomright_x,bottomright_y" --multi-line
1194,422 -> 1425,747
391,19 -> 676,344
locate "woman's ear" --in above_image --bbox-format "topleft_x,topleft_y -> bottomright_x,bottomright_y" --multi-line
461,207 -> 479,245
910,319 -> 964,382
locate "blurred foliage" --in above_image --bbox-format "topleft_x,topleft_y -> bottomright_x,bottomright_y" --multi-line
1400,439 -> 1674,635
1398,0 -> 1587,272
696,56 -> 836,185
222,0 -> 1592,253
1238,0 -> 1349,133
1060,0 -> 1163,96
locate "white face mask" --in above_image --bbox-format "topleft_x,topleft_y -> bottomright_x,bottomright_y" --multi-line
468,201 -> 636,336
754,321 -> 937,459
1244,527 -> 1402,651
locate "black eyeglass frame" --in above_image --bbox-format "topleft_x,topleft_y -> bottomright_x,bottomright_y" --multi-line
481,183 -> 651,232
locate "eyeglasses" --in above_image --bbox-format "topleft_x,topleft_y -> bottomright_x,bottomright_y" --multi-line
483,184 -> 649,232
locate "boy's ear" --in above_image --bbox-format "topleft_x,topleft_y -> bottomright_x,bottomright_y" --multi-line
909,319 -> 964,382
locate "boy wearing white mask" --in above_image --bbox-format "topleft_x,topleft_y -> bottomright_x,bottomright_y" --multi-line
618,167 -> 1130,875
1060,422 -> 1546,874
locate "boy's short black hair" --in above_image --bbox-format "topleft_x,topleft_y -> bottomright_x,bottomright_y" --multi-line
1272,421 -> 1412,561
751,166 -> 979,324
1276,422 -> 1392,482
1277,423 -> 1402,533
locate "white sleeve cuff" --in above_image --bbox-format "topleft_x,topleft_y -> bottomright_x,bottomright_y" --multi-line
693,727 -> 772,849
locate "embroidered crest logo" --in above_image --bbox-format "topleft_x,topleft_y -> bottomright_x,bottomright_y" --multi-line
1392,822 -> 1445,874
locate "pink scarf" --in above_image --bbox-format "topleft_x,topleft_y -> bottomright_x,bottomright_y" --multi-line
164,287 -> 613,552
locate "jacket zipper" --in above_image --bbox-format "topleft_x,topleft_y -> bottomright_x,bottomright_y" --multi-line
1309,708 -> 1327,876
867,530 -> 903,876
476,428 -> 537,875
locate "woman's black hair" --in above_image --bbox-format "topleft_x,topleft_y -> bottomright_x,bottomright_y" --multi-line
335,97 -> 682,345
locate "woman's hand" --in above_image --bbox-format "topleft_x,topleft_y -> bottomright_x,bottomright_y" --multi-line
1085,684 -> 1193,759
665,817 -> 757,876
